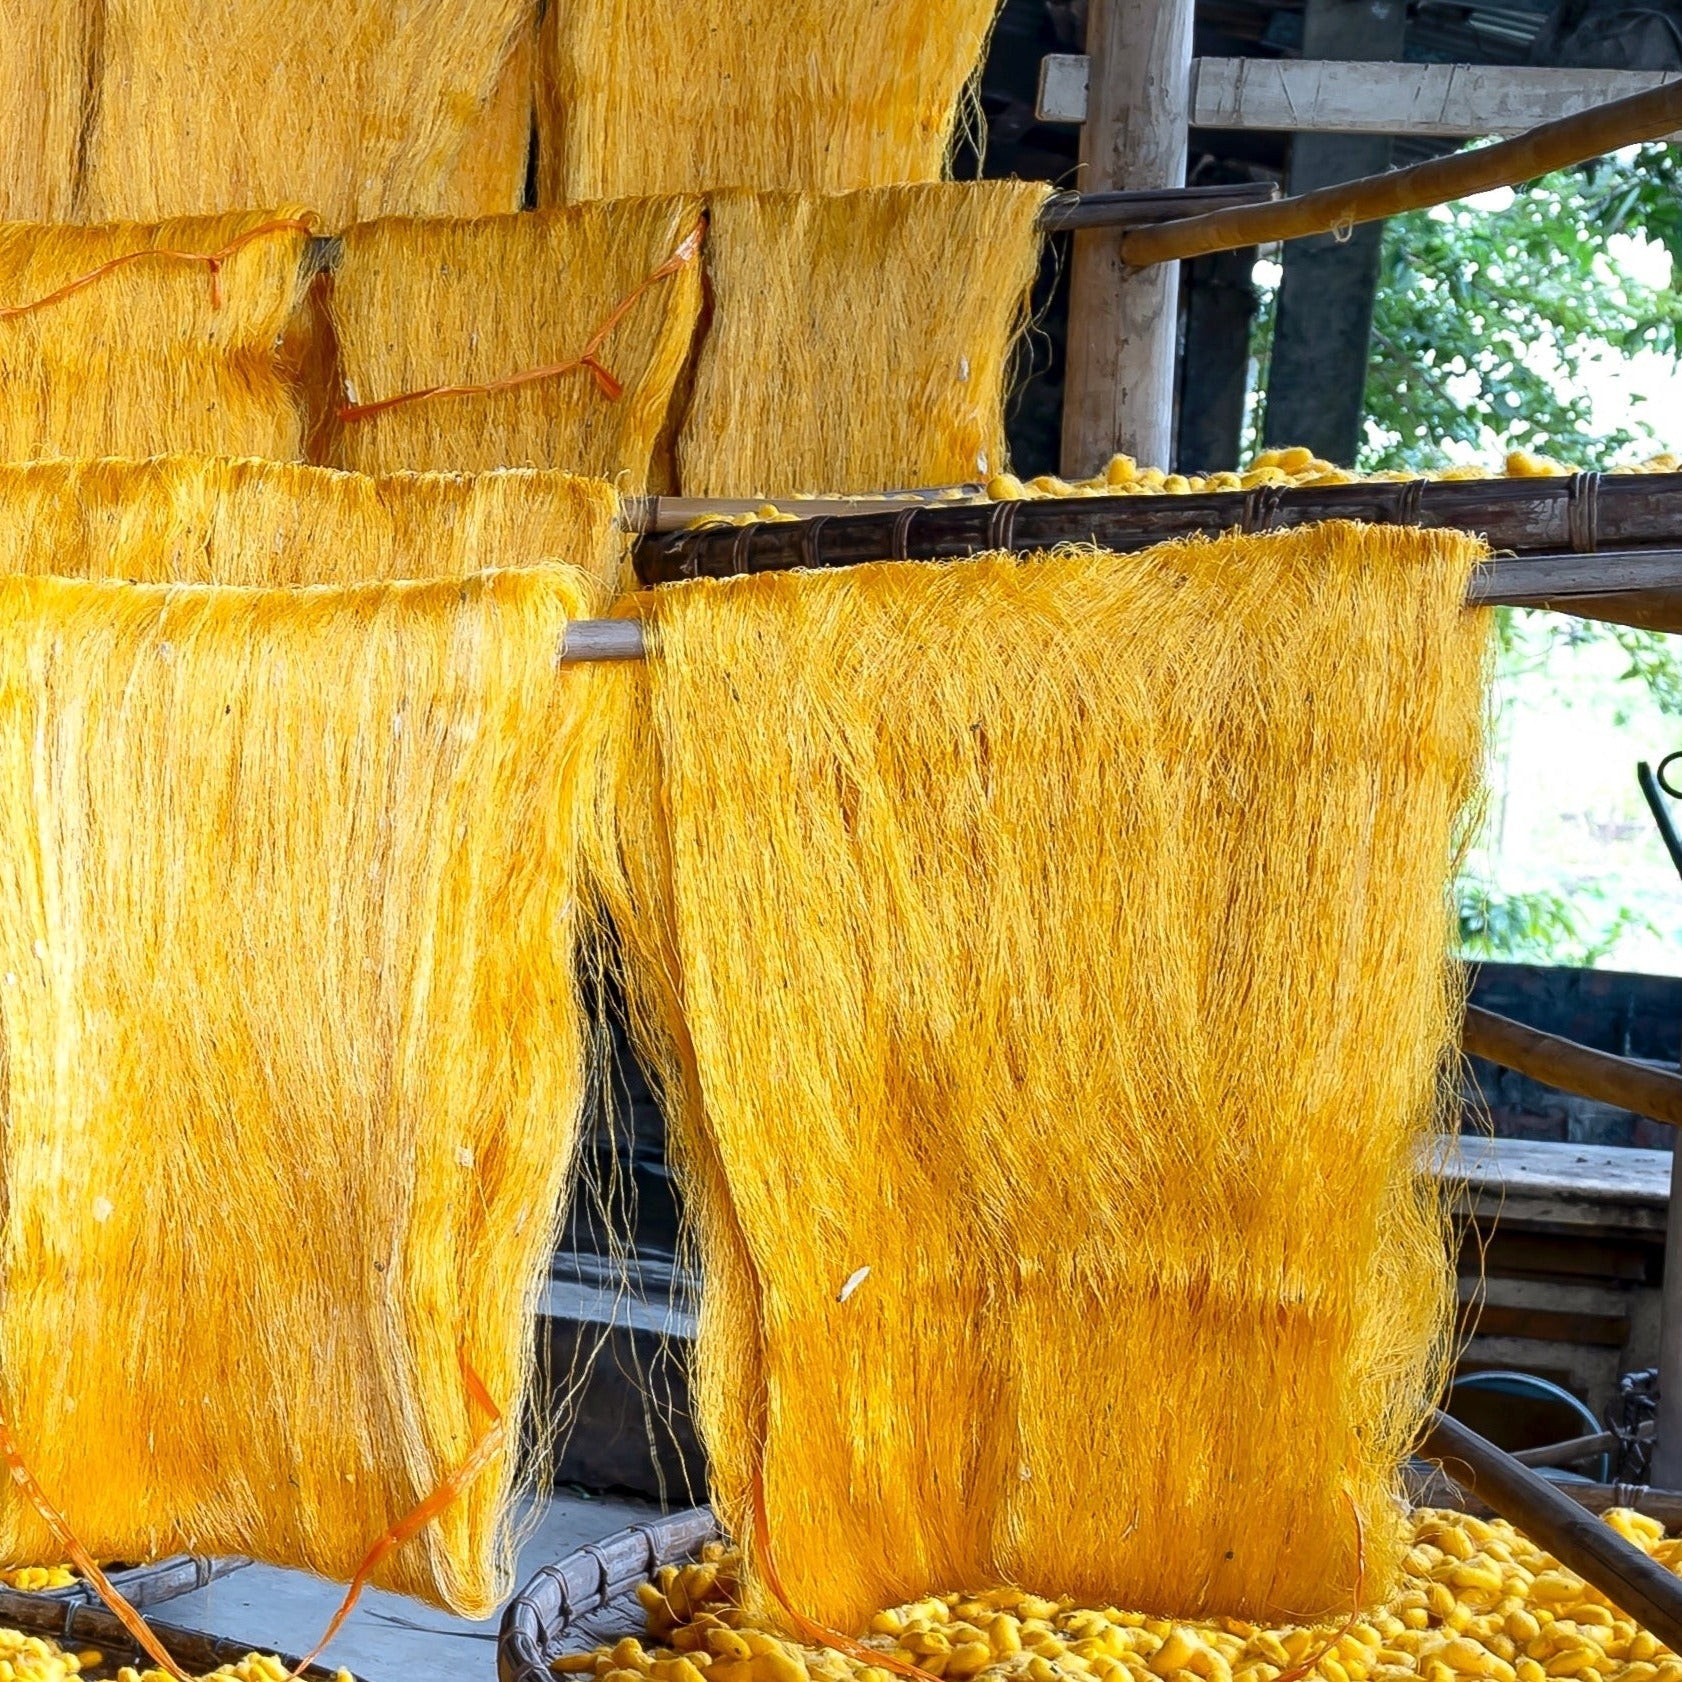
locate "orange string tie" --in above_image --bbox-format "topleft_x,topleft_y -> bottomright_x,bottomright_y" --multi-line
750,1465 -> 945,1682
337,217 -> 708,425
0,1352 -> 506,1682
0,219 -> 316,323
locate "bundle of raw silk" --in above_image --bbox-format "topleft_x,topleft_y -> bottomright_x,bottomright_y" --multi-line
536,0 -> 1000,202
675,183 -> 1049,497
326,197 -> 704,492
78,0 -> 536,224
0,455 -> 623,588
0,563 -> 611,1614
0,212 -> 315,463
586,523 -> 1491,1633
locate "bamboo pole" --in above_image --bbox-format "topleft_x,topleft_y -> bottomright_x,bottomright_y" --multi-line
557,547 -> 1682,664
1422,1411 -> 1682,1652
1462,1004 -> 1682,1129
1120,77 -> 1682,266
299,184 -> 1281,278
633,471 -> 1682,575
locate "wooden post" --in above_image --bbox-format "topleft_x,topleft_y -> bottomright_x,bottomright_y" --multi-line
1262,0 -> 1409,464
1653,1128 -> 1682,1486
1059,0 -> 1194,478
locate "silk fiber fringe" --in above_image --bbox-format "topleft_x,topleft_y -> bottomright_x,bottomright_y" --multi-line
586,525 -> 1492,1634
0,563 -> 610,1616
536,0 -> 999,202
0,456 -> 623,587
79,0 -> 535,225
0,0 -> 93,221
326,198 -> 704,492
676,183 -> 1048,498
0,213 -> 314,463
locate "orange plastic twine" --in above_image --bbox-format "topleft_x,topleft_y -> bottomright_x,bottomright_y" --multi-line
0,1354 -> 506,1682
750,1466 -> 946,1682
336,218 -> 707,424
0,219 -> 316,321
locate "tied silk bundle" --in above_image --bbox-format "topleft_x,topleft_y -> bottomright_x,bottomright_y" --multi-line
327,198 -> 704,493
79,0 -> 535,225
677,184 -> 1048,497
0,214 -> 314,464
0,564 -> 610,1614
536,0 -> 1000,203
0,456 -> 624,588
589,525 -> 1492,1633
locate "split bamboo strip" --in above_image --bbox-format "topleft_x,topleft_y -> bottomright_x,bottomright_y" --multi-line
0,213 -> 314,463
326,198 -> 704,493
536,0 -> 1000,203
676,183 -> 1050,498
79,0 -> 536,226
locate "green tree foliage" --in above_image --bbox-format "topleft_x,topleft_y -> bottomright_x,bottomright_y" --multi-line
1362,143 -> 1682,469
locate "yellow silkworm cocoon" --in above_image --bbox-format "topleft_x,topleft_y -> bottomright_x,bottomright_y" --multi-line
585,1510 -> 1682,1682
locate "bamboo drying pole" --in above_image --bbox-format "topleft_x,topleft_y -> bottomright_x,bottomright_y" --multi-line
1422,1412 -> 1682,1652
630,471 -> 1682,578
299,183 -> 1281,276
1120,76 -> 1682,266
1462,1004 -> 1682,1128
556,549 -> 1682,664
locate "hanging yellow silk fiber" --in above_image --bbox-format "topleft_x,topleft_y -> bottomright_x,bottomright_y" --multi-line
0,0 -> 92,221
0,213 -> 313,463
676,183 -> 1048,497
0,563 -> 609,1615
79,0 -> 534,224
440,15 -> 538,217
0,456 -> 623,587
535,0 -> 999,203
326,197 -> 704,492
587,524 -> 1491,1634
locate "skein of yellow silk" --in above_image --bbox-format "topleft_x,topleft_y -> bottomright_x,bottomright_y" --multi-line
536,0 -> 1000,202
588,524 -> 1492,1633
0,563 -> 610,1615
79,0 -> 535,225
326,198 -> 704,492
0,213 -> 315,463
675,183 -> 1049,497
0,456 -> 624,588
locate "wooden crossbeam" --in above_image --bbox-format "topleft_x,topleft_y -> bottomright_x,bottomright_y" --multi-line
1036,54 -> 1682,137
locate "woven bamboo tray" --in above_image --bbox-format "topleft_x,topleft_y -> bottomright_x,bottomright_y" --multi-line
499,1508 -> 721,1682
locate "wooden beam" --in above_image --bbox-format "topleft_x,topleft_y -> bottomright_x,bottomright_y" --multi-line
1121,76 -> 1682,265
1036,55 -> 1681,136
1422,1410 -> 1682,1652
1462,1003 -> 1682,1129
1195,58 -> 1682,138
1059,0 -> 1194,477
